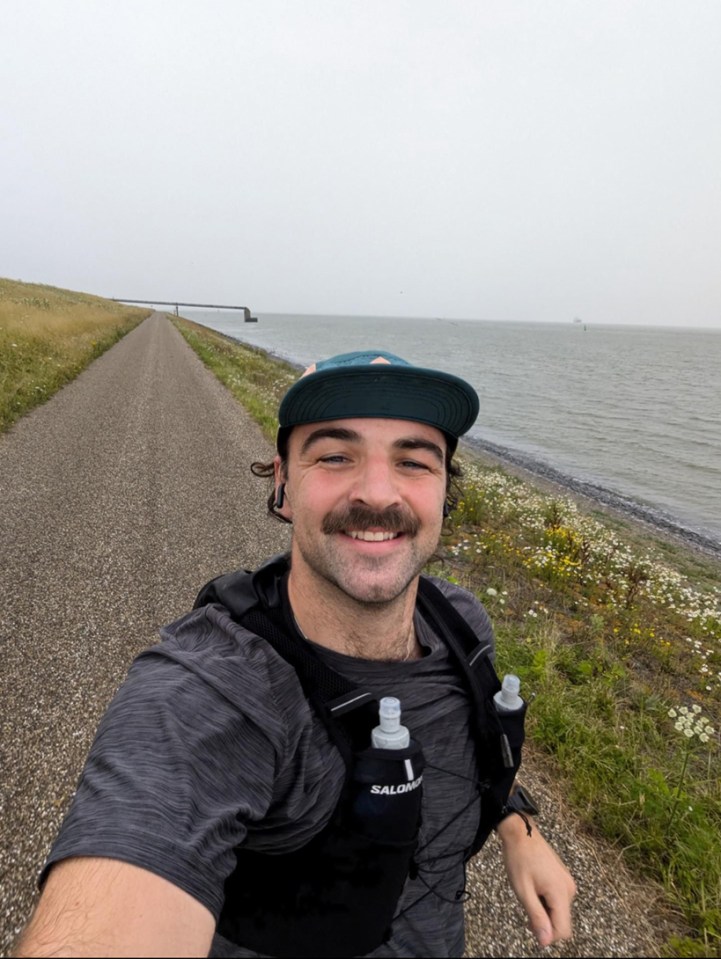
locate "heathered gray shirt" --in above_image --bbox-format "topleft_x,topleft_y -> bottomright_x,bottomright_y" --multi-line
44,577 -> 495,958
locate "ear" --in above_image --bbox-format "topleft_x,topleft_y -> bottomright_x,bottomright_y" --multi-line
273,456 -> 293,521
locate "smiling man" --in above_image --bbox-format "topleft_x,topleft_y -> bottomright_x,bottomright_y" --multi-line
282,419 -> 446,657
16,351 -> 575,958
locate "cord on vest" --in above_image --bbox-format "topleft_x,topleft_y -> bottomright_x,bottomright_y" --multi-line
390,761 -> 488,922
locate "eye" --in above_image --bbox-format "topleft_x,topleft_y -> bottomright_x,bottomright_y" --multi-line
399,458 -> 432,472
319,453 -> 350,465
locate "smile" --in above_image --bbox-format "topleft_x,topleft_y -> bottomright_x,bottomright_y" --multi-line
346,531 -> 401,542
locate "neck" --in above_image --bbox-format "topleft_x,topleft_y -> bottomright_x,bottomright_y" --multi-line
287,562 -> 422,662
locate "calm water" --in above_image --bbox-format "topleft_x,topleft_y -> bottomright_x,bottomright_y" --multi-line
186,311 -> 721,550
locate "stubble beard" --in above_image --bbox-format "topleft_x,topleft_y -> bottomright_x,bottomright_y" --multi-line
294,504 -> 439,606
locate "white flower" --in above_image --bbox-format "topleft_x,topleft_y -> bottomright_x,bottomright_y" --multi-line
671,704 -> 716,744
486,587 -> 498,597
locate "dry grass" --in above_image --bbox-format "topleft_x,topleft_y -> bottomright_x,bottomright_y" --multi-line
0,278 -> 148,431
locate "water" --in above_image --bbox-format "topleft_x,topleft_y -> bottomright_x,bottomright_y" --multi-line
185,311 -> 721,552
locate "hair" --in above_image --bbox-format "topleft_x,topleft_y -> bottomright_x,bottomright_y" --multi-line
250,427 -> 463,525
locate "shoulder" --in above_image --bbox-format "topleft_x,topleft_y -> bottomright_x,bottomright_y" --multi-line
125,602 -> 314,749
43,602 -> 340,916
421,575 -> 495,647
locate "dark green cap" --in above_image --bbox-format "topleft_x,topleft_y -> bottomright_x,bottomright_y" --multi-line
278,350 -> 479,448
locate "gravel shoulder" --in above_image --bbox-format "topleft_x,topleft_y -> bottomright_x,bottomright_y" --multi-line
0,314 -> 680,956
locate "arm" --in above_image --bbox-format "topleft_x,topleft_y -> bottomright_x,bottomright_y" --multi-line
496,813 -> 577,948
14,857 -> 215,958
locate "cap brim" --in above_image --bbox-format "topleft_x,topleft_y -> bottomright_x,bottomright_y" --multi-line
278,365 -> 479,439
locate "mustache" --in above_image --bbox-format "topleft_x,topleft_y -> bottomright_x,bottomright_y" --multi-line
322,505 -> 420,537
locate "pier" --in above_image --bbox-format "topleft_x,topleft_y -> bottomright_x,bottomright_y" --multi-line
112,299 -> 257,321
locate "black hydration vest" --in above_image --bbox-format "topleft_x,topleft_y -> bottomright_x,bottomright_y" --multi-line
194,555 -> 526,958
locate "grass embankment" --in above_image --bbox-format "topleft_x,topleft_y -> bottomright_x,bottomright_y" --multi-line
0,278 -> 148,432
175,315 -> 721,957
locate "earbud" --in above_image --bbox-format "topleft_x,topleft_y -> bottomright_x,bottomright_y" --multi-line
273,483 -> 286,510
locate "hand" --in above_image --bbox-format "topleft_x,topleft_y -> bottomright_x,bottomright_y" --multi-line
497,813 -> 577,948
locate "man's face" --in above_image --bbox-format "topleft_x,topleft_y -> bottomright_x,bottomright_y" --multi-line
276,417 -> 448,605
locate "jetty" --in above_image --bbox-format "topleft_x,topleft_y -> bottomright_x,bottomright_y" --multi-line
112,299 -> 257,321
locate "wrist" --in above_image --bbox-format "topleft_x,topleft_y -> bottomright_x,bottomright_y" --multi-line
496,808 -> 534,840
495,785 -> 539,839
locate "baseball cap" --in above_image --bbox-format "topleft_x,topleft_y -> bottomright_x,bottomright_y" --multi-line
277,350 -> 479,449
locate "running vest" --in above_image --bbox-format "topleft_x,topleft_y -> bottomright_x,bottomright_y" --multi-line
194,554 -> 526,958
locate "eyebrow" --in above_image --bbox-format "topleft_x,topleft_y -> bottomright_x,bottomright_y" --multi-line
393,438 -> 445,464
300,427 -> 444,464
300,427 -> 361,455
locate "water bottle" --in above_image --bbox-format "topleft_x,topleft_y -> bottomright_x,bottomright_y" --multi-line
494,674 -> 524,713
371,697 -> 410,749
494,674 -> 523,768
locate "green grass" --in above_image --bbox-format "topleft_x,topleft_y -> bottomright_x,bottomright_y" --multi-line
178,318 -> 721,957
440,468 -> 721,956
0,278 -> 148,432
172,316 -> 299,435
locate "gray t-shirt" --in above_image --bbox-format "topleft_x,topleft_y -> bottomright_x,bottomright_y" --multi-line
44,577 -> 495,958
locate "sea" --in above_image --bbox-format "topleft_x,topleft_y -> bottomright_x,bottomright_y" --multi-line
184,310 -> 721,556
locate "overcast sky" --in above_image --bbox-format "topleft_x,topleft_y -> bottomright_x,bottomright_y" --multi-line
2,1 -> 720,326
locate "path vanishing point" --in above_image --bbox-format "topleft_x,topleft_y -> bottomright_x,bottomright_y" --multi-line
0,314 -> 677,957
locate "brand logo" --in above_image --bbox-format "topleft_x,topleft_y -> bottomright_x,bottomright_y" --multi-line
370,775 -> 423,796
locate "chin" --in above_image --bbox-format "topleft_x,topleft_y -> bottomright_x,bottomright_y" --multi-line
333,566 -> 422,606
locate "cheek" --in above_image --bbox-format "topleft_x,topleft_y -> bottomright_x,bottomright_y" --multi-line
406,484 -> 446,522
291,475 -> 345,517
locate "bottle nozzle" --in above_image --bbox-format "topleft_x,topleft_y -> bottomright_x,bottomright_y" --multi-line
378,696 -> 401,731
495,674 -> 523,712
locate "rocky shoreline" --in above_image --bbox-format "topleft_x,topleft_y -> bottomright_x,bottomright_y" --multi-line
462,435 -> 721,563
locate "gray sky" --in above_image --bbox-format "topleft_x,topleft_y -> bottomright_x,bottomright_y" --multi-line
2,1 -> 720,326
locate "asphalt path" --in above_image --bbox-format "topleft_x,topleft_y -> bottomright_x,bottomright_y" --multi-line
0,314 -> 673,956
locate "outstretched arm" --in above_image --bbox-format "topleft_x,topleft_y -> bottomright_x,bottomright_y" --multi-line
496,813 -> 577,948
14,857 -> 215,958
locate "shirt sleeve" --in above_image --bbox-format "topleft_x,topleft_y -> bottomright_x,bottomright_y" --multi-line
41,604 -> 339,919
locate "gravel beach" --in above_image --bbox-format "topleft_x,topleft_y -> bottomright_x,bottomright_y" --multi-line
0,314 -> 679,956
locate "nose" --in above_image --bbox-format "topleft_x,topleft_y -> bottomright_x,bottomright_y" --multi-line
348,457 -> 403,511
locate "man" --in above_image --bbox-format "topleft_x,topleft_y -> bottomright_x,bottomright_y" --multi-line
16,350 -> 575,958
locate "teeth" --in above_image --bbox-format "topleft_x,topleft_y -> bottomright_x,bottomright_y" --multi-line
348,531 -> 399,542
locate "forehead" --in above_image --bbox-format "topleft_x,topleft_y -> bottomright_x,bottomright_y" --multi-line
288,417 -> 448,454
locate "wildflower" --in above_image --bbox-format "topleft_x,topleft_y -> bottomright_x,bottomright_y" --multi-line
669,705 -> 715,741
666,705 -> 716,835
486,587 -> 498,597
